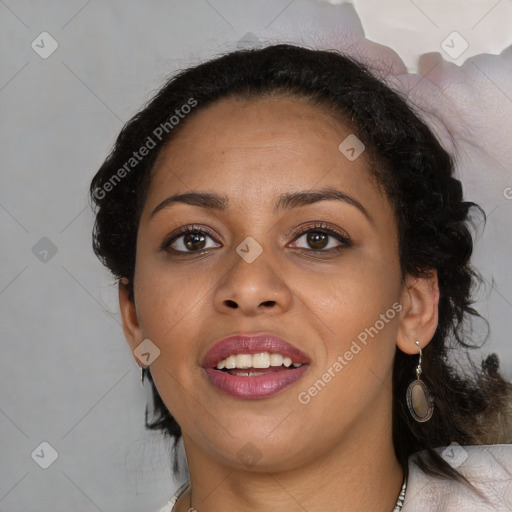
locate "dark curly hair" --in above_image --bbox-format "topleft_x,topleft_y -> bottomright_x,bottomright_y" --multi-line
89,44 -> 512,484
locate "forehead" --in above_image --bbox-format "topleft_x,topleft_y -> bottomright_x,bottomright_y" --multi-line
145,95 -> 380,212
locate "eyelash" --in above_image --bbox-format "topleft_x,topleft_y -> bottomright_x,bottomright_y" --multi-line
160,222 -> 352,254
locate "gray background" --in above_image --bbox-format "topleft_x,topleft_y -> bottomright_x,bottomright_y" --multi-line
1,1 -> 511,511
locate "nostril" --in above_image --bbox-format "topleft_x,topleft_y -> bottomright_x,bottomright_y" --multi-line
225,300 -> 238,308
260,300 -> 276,308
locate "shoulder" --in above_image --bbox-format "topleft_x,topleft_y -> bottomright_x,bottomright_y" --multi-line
158,480 -> 190,512
403,443 -> 512,511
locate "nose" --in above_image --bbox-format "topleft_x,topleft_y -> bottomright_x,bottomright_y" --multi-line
212,244 -> 293,317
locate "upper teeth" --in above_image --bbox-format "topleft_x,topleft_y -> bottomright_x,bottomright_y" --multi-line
216,352 -> 303,370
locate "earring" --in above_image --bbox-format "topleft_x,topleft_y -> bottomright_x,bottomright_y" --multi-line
406,340 -> 434,422
139,365 -> 145,386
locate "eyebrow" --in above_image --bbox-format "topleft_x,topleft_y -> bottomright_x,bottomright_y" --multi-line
150,187 -> 372,223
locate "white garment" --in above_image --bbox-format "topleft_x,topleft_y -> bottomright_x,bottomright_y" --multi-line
158,444 -> 512,511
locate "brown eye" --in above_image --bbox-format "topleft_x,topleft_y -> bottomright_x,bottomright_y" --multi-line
182,232 -> 207,251
290,224 -> 351,252
163,226 -> 221,253
306,232 -> 329,250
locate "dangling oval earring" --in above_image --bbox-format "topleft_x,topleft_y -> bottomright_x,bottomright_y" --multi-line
406,340 -> 434,422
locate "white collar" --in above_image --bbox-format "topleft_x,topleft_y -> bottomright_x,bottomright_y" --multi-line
403,444 -> 512,511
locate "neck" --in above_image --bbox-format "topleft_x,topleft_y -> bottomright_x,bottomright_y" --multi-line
179,419 -> 404,512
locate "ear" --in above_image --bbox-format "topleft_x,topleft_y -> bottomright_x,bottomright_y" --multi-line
119,277 -> 144,365
396,270 -> 439,354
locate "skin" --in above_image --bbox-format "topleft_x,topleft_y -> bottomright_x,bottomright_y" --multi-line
119,95 -> 439,512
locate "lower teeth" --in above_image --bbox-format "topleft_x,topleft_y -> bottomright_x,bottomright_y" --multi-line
220,364 -> 304,376
231,371 -> 271,377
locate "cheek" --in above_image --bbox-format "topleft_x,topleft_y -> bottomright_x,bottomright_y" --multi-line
297,245 -> 401,397
304,242 -> 401,329
131,251 -> 215,374
297,286 -> 399,434
132,261 -> 210,426
134,226 -> 218,320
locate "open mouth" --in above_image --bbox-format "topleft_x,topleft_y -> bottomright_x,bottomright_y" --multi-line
202,335 -> 311,399
204,352 -> 310,399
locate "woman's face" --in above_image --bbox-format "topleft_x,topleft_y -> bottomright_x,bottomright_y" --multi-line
123,95 -> 412,472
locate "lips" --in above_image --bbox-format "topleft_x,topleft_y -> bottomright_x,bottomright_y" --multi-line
201,333 -> 310,369
201,333 -> 311,400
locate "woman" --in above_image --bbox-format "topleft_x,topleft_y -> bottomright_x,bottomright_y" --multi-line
89,44 -> 512,511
